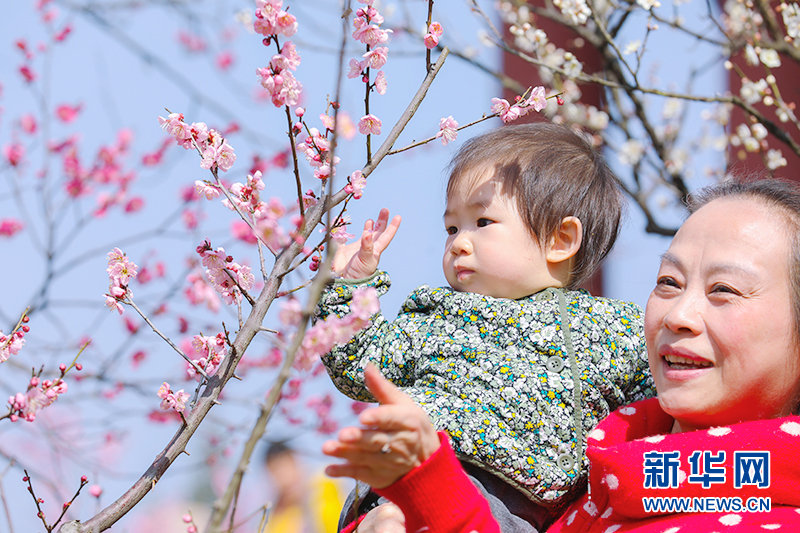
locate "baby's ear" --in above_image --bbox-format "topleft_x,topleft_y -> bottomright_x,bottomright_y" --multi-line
546,216 -> 582,264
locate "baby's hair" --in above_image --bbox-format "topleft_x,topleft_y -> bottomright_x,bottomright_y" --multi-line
446,122 -> 624,288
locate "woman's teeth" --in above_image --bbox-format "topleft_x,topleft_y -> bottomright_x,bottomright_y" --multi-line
664,355 -> 712,369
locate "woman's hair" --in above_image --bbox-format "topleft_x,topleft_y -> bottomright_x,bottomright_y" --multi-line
446,122 -> 624,289
690,176 -> 800,348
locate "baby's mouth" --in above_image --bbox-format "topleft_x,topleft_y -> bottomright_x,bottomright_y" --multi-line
664,354 -> 713,370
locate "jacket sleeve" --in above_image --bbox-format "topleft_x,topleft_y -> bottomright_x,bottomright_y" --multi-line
314,270 -> 417,402
617,301 -> 656,403
376,433 -> 501,533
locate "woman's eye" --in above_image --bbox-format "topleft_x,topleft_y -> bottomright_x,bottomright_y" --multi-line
446,226 -> 457,235
477,218 -> 493,228
711,284 -> 737,295
656,276 -> 679,288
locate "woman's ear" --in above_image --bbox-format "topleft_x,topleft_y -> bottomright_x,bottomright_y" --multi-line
546,216 -> 582,264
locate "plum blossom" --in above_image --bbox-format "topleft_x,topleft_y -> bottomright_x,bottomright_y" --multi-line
345,170 -> 367,199
104,248 -> 138,314
187,333 -> 227,381
358,114 -> 382,135
618,139 -> 645,166
636,0 -> 661,10
196,241 -> 254,305
3,143 -> 24,167
374,71 -> 387,95
362,47 -> 388,69
759,48 -> 781,68
347,58 -> 363,79
554,0 -> 591,24
157,382 -> 190,412
740,78 -> 768,105
294,287 -> 379,371
491,98 -> 522,123
8,375 -> 69,422
55,103 -> 82,123
253,0 -> 297,37
526,86 -> 548,112
424,22 -> 443,49
184,270 -> 221,312
767,148 -> 788,170
0,330 -> 25,364
0,219 -> 24,237
436,116 -> 459,146
200,139 -> 236,172
195,180 -> 221,201
159,113 -> 236,172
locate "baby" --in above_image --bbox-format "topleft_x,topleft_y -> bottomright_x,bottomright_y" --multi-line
315,123 -> 655,531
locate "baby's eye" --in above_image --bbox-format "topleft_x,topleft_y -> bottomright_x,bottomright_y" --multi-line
446,226 -> 458,235
477,218 -> 494,228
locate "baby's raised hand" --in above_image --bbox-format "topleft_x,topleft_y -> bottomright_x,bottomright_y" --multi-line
332,208 -> 401,279
322,365 -> 440,488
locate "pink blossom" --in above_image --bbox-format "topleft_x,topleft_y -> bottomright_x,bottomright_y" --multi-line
195,180 -> 221,200
158,113 -> 193,147
19,65 -> 36,83
196,241 -> 255,304
423,33 -> 439,49
436,116 -> 459,146
526,86 -> 547,112
428,21 -> 444,37
272,41 -> 300,71
329,223 -> 355,244
358,114 -> 382,135
89,485 -> 103,498
256,218 -> 289,252
182,209 -> 200,230
177,31 -> 206,53
491,97 -> 523,123
344,170 -> 367,199
216,51 -> 234,70
55,103 -> 82,123
187,333 -> 227,381
347,58 -> 363,79
0,330 -> 25,363
200,140 -> 236,172
362,47 -> 388,70
124,197 -> 144,213
104,248 -> 138,314
351,287 -> 379,319
374,71 -> 387,95
157,382 -> 189,412
184,271 -> 221,312
20,114 -> 37,134
3,143 -> 24,167
231,220 -> 258,244
0,219 -> 24,237
278,298 -> 302,327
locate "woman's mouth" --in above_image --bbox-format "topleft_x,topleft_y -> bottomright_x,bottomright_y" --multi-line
663,354 -> 713,370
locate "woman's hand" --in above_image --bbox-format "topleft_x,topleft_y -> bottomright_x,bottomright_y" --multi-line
332,208 -> 401,279
322,365 -> 440,488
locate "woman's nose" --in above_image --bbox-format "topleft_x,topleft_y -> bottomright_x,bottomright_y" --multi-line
662,291 -> 703,335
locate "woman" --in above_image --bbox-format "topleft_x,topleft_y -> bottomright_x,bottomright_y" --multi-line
322,178 -> 800,532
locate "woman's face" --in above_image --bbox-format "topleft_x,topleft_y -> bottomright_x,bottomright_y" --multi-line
645,197 -> 800,433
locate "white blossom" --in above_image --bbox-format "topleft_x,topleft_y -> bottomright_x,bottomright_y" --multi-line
759,48 -> 781,68
624,40 -> 642,55
751,123 -> 768,140
637,0 -> 661,10
739,78 -> 767,105
767,149 -> 788,169
619,139 -> 645,166
554,0 -> 592,25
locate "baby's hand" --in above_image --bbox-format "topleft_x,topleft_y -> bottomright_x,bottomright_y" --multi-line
332,208 -> 401,279
322,365 -> 440,488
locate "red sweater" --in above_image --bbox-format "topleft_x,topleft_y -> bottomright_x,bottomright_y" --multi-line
363,399 -> 800,533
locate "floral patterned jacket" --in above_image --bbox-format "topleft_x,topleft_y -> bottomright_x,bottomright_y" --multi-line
315,271 -> 655,506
